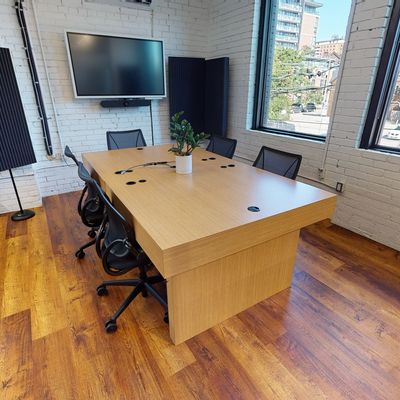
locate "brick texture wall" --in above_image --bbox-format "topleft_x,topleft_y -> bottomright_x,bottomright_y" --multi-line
0,0 -> 208,203
207,0 -> 400,252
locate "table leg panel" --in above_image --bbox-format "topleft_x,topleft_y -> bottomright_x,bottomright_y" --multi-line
167,230 -> 299,344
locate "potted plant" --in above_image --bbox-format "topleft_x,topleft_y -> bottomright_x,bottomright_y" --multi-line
169,111 -> 208,174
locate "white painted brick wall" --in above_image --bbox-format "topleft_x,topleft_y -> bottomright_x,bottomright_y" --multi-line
207,0 -> 400,251
0,0 -> 209,208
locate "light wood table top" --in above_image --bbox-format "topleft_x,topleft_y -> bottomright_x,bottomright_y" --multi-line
84,144 -> 336,277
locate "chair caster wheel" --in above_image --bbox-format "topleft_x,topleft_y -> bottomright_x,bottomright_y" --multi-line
105,319 -> 117,333
75,250 -> 85,259
88,229 -> 96,238
96,285 -> 108,296
163,313 -> 169,324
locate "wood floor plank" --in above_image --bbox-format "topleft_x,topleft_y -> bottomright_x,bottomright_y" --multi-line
238,299 -> 361,400
292,281 -> 400,382
1,235 -> 30,318
187,329 -> 266,399
214,317 -> 324,399
268,333 -> 348,400
1,193 -> 400,399
297,239 -> 400,320
32,328 -> 81,400
5,216 -> 27,240
0,310 -> 33,400
295,270 -> 400,355
236,302 -> 287,344
304,222 -> 400,277
171,361 -> 220,400
0,215 -> 9,317
271,289 -> 399,400
128,294 -> 197,378
0,212 -> 8,241
27,207 -> 68,340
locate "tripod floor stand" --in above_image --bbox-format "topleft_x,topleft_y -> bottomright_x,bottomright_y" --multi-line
9,169 -> 35,221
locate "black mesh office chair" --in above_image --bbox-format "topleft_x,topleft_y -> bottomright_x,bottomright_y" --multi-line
253,146 -> 302,180
206,136 -> 237,159
106,129 -> 147,150
75,164 -> 167,333
64,146 -> 104,258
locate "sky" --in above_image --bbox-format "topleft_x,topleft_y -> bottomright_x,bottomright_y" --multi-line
316,0 -> 352,42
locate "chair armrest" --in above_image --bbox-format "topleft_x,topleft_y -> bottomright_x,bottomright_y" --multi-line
77,185 -> 87,216
81,197 -> 101,227
101,238 -> 133,276
95,216 -> 107,258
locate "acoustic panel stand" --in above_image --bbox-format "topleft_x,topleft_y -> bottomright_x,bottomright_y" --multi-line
0,47 -> 37,221
8,169 -> 35,221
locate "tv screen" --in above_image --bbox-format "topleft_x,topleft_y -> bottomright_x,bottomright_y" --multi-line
65,32 -> 166,98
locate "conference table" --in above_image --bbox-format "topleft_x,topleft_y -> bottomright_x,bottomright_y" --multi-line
83,144 -> 336,344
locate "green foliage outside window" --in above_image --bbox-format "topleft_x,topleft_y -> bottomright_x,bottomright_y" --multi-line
268,47 -> 324,120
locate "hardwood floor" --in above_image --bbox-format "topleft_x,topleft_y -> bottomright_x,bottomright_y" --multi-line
1,191 -> 399,399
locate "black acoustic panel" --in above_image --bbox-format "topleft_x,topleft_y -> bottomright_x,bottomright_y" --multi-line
168,57 -> 205,133
0,48 -> 36,171
204,57 -> 229,137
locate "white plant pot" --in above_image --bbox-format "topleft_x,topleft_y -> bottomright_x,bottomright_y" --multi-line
175,155 -> 192,174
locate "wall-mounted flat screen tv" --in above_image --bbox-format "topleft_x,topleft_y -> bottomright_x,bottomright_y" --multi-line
65,31 -> 166,99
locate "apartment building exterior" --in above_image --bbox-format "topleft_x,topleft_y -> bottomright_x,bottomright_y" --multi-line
315,38 -> 345,58
275,0 -> 322,50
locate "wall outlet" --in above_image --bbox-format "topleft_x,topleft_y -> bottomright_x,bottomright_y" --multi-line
335,182 -> 344,193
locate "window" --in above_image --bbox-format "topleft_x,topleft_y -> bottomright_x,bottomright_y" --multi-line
253,0 -> 352,141
361,1 -> 400,153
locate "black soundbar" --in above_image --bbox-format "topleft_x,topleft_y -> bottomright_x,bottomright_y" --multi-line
100,99 -> 151,108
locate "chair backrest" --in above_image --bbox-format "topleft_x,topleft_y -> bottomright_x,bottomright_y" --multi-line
64,145 -> 100,220
252,146 -> 302,180
106,129 -> 147,150
206,136 -> 237,159
75,159 -> 104,224
78,163 -> 135,258
64,145 -> 79,166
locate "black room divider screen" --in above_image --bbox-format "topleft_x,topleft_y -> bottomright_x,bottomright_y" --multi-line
168,57 -> 229,137
0,47 -> 37,221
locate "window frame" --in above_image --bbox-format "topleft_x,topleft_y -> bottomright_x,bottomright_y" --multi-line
360,1 -> 400,154
253,0 -> 327,142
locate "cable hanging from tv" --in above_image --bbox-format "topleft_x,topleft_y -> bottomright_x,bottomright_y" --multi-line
15,0 -> 53,157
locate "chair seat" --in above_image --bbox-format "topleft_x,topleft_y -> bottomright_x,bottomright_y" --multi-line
106,251 -> 140,271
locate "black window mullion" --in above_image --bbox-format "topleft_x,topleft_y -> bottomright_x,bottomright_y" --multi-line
253,0 -> 272,129
361,1 -> 400,151
253,0 -> 329,142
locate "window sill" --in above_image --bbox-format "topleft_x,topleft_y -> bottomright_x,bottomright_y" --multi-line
360,146 -> 400,158
249,128 -> 326,145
